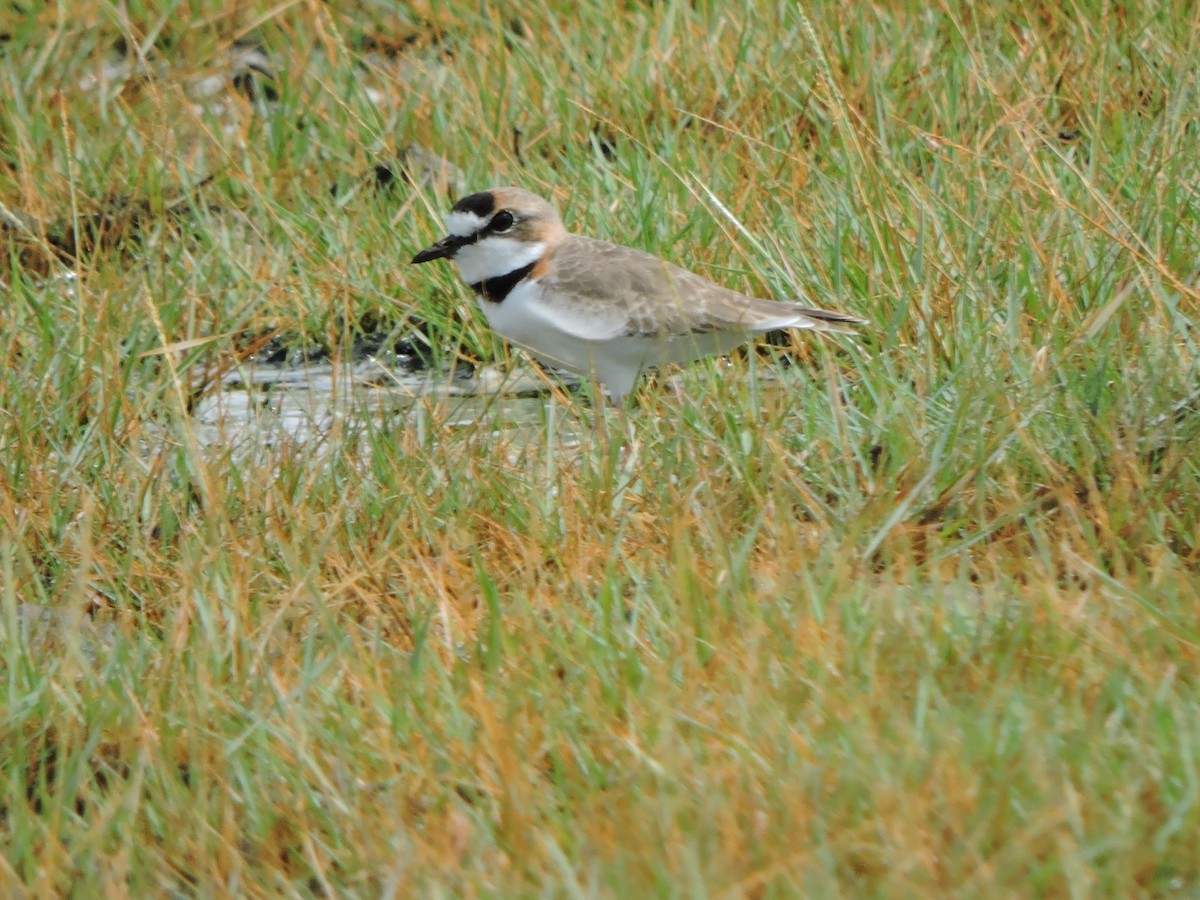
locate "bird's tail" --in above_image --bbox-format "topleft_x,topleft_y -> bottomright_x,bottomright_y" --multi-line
751,301 -> 865,335
791,306 -> 865,334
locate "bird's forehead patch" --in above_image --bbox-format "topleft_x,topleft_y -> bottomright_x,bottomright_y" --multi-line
445,210 -> 486,237
450,191 -> 496,218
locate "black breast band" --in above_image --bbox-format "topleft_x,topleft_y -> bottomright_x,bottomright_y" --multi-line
470,261 -> 537,303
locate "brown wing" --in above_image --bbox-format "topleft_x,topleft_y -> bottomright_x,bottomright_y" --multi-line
539,235 -> 861,338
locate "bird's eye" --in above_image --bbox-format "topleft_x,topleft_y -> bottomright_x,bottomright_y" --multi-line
491,211 -> 515,233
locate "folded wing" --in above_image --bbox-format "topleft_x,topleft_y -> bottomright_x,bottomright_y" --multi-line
537,235 -> 863,340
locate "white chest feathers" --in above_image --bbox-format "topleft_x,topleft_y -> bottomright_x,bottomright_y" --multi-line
452,239 -> 546,286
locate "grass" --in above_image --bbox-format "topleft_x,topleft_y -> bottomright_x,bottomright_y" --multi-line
2,0 -> 1199,894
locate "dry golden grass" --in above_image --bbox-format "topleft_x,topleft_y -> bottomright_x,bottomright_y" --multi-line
1,0 -> 1198,895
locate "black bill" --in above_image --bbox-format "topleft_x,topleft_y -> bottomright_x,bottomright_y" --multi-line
411,233 -> 475,264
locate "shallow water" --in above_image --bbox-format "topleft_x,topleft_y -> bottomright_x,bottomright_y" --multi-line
190,358 -> 585,449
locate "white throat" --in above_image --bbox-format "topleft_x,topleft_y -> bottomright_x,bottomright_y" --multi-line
453,237 -> 546,286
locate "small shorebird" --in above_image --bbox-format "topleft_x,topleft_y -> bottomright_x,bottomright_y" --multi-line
412,187 -> 863,401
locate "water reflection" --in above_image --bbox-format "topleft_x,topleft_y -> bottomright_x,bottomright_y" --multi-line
190,359 -> 586,448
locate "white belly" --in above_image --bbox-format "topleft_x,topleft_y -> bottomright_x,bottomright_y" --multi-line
478,280 -> 749,399
479,283 -> 602,369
